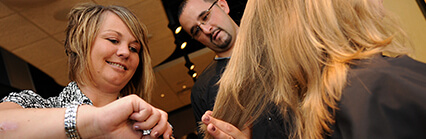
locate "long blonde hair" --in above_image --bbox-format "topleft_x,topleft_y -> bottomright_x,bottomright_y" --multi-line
65,3 -> 154,100
207,0 -> 412,138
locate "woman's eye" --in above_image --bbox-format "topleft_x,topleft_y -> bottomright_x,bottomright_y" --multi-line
108,39 -> 119,44
129,47 -> 138,53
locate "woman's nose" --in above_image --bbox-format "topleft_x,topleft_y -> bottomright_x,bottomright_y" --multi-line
116,44 -> 130,59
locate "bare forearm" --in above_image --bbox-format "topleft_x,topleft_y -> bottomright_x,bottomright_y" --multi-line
0,95 -> 173,138
0,108 -> 67,138
0,104 -> 97,138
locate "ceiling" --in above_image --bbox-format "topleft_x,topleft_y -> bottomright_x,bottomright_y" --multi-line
0,0 -> 217,112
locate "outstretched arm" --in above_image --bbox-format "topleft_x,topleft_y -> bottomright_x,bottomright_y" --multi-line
0,94 -> 172,139
0,102 -> 71,138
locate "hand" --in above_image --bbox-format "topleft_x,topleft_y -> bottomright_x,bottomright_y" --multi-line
81,94 -> 173,139
201,111 -> 250,139
135,108 -> 173,139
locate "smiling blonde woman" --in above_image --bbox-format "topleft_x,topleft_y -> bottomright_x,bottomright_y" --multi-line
0,3 -> 173,138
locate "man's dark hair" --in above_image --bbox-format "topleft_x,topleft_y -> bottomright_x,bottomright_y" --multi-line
177,0 -> 189,19
177,0 -> 216,19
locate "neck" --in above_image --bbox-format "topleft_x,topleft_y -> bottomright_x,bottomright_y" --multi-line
216,24 -> 238,58
216,45 -> 234,58
78,82 -> 120,107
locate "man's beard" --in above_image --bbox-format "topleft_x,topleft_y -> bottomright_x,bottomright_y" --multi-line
210,28 -> 232,51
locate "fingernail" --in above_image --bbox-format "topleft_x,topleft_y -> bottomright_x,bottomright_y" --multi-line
204,116 -> 210,122
134,125 -> 140,130
153,131 -> 159,137
211,125 -> 216,132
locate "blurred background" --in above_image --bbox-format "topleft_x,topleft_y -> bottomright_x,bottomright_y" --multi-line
0,0 -> 425,138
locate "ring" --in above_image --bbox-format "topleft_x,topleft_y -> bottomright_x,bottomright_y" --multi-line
142,129 -> 152,136
142,123 -> 173,136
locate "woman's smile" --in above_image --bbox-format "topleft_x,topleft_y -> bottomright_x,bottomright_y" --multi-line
106,61 -> 127,70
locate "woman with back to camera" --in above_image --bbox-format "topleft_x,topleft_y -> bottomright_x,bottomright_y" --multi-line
0,3 -> 173,139
199,0 -> 426,138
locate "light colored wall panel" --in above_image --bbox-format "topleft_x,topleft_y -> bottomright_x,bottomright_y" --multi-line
0,2 -> 13,18
129,0 -> 167,26
52,32 -> 66,45
152,72 -> 186,112
40,57 -> 69,86
20,0 -> 90,35
94,0 -> 141,7
12,37 -> 66,69
188,48 -> 216,75
148,36 -> 175,66
0,14 -> 48,51
157,58 -> 195,94
384,0 -> 426,62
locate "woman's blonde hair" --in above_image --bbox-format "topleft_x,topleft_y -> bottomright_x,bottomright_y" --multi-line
207,0 -> 412,138
64,3 -> 154,100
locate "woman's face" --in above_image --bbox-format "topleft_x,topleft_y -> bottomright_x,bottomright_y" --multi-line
89,11 -> 140,92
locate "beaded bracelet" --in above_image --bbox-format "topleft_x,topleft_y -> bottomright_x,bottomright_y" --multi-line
64,105 -> 81,139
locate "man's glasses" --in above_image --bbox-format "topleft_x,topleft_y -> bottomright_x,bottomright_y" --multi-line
190,0 -> 218,38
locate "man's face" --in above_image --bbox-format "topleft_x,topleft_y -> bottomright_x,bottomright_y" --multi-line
179,0 -> 237,53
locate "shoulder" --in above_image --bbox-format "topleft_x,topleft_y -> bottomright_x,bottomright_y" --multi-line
199,58 -> 229,78
0,82 -> 92,108
344,55 -> 426,101
1,90 -> 52,108
192,60 -> 224,91
334,55 -> 426,138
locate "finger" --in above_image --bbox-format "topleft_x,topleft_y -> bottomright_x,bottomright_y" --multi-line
149,109 -> 169,138
201,111 -> 213,125
129,94 -> 153,116
205,110 -> 213,116
141,135 -> 154,139
208,115 -> 247,139
130,107 -> 153,122
133,108 -> 161,130
161,122 -> 174,139
206,123 -> 233,139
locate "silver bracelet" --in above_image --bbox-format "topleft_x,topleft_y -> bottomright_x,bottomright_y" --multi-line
64,105 -> 81,139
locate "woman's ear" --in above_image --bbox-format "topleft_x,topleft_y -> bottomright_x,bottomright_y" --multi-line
216,0 -> 230,14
